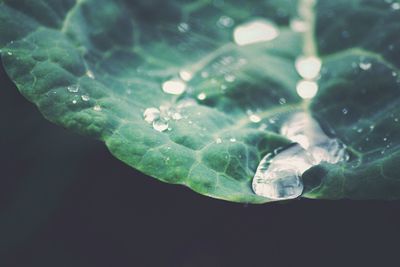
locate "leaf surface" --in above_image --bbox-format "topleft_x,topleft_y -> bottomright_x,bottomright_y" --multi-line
1,0 -> 399,202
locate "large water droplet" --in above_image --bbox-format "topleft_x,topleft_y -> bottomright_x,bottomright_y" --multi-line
233,19 -> 279,46
295,56 -> 322,80
252,112 -> 349,200
296,80 -> 318,99
162,79 -> 186,95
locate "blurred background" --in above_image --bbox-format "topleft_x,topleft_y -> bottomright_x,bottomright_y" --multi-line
1,59 -> 400,267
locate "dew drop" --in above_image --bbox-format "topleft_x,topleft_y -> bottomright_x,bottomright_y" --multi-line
179,70 -> 193,81
249,114 -> 262,123
290,18 -> 308,32
295,56 -> 322,80
177,22 -> 190,33
392,2 -> 400,10
197,93 -> 207,100
279,98 -> 287,105
81,95 -> 90,101
233,19 -> 279,46
296,80 -> 318,99
67,84 -> 80,93
86,70 -> 95,79
253,112 -> 349,200
7,51 -> 12,56
230,138 -> 237,143
143,108 -> 160,123
162,79 -> 186,95
359,62 -> 372,70
93,105 -> 102,111
342,108 -> 349,115
217,15 -> 234,28
72,100 -> 77,104
153,119 -> 169,132
224,74 -> 236,83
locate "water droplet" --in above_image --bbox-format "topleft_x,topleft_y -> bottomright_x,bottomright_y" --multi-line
81,95 -> 90,101
383,137 -> 388,142
249,114 -> 261,123
86,70 -> 95,79
359,62 -> 372,70
215,138 -> 223,144
253,113 -> 349,200
67,84 -> 80,93
72,100 -> 77,104
153,119 -> 169,132
162,79 -> 186,95
279,98 -> 287,105
143,108 -> 160,123
342,108 -> 349,115
171,112 -> 183,120
233,19 -> 279,46
179,70 -> 193,81
201,71 -> 209,78
93,105 -> 102,111
295,56 -> 322,80
197,93 -> 207,100
394,118 -> 399,122
230,138 -> 237,143
7,51 -> 12,56
296,80 -> 318,99
290,19 -> 308,32
177,22 -> 190,33
217,15 -> 234,28
224,74 -> 236,83
392,2 -> 400,10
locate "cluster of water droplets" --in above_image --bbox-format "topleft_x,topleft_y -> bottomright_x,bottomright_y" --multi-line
252,112 -> 349,200
143,100 -> 196,132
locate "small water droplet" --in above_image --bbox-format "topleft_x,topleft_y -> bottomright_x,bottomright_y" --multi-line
93,105 -> 102,111
179,70 -> 193,81
359,62 -> 372,70
162,79 -> 186,95
249,114 -> 261,123
72,100 -> 77,104
201,71 -> 209,78
279,98 -> 287,105
7,51 -> 12,56
224,74 -> 236,83
197,93 -> 207,100
230,138 -> 237,143
177,22 -> 190,33
233,19 -> 279,46
171,112 -> 183,120
86,70 -> 95,79
342,108 -> 349,115
67,84 -> 80,93
153,119 -> 169,132
143,108 -> 160,123
81,95 -> 90,101
383,137 -> 388,142
216,138 -> 223,144
217,15 -> 234,28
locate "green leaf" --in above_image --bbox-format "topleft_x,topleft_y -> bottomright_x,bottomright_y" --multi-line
0,0 -> 399,203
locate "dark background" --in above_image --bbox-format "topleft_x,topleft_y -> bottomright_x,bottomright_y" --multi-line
0,59 -> 399,267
